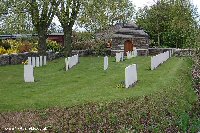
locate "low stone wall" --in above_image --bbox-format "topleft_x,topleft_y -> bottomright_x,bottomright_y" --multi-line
174,49 -> 195,57
148,48 -> 173,56
148,48 -> 195,57
137,49 -> 148,56
71,50 -> 93,56
0,51 -> 63,66
0,48 -> 195,66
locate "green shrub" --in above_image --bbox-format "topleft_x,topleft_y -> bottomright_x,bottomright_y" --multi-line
93,40 -> 108,56
46,40 -> 62,52
72,40 -> 95,50
72,40 -> 110,56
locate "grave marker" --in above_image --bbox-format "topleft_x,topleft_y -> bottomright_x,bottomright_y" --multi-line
32,57 -> 36,67
125,64 -> 137,88
116,53 -> 121,62
28,57 -> 32,65
36,57 -> 40,67
65,58 -> 69,71
24,65 -> 34,82
40,56 -> 43,66
104,56 -> 108,70
43,56 -> 47,65
151,51 -> 170,70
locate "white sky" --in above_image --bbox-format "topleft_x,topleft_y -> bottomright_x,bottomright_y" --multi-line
131,0 -> 200,13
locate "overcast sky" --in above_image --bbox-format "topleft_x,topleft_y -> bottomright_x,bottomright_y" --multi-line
131,0 -> 200,13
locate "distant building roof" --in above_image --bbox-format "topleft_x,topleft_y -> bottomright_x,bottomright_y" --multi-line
123,22 -> 138,29
113,22 -> 149,38
116,28 -> 148,36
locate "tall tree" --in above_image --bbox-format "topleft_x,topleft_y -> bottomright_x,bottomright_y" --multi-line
136,0 -> 199,48
28,0 -> 60,55
56,0 -> 81,56
78,0 -> 135,33
0,0 -> 33,34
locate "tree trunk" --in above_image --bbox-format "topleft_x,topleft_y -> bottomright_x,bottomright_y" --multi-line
38,30 -> 47,56
158,33 -> 160,47
63,26 -> 73,57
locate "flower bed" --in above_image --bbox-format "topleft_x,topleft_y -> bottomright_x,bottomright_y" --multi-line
192,49 -> 200,100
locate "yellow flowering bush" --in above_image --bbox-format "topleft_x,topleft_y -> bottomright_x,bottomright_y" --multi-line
46,40 -> 62,52
0,40 -> 38,55
6,49 -> 18,54
22,60 -> 28,65
0,39 -> 61,55
0,47 -> 7,55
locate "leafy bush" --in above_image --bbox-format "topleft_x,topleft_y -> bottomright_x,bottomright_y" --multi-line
46,40 -> 62,52
73,32 -> 93,42
0,46 -> 7,54
72,40 -> 94,50
18,42 -> 33,53
92,40 -> 108,56
0,39 -> 37,55
72,40 -> 110,56
0,40 -> 11,50
6,49 -> 18,54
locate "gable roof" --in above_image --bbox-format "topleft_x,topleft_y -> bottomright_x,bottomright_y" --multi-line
113,22 -> 149,38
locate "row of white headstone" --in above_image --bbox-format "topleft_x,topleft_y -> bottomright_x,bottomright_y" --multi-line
24,55 -> 138,89
126,49 -> 137,59
125,64 -> 138,88
24,56 -> 47,82
65,54 -> 79,71
116,52 -> 124,62
28,56 -> 47,67
151,51 -> 171,70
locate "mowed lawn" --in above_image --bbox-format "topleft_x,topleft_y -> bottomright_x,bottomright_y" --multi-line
0,56 -> 196,112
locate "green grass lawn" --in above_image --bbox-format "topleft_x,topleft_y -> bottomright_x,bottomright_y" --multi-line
0,56 -> 197,112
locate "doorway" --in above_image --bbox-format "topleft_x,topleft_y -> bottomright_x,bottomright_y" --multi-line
124,40 -> 133,54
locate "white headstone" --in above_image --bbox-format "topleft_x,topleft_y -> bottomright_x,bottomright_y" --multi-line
125,64 -> 137,88
32,57 -> 36,67
127,51 -> 132,59
104,56 -> 108,70
77,54 -> 79,63
24,65 -> 34,82
28,57 -> 32,65
68,57 -> 73,68
36,57 -> 40,67
39,56 -> 43,66
65,58 -> 69,71
133,49 -> 137,57
43,56 -> 47,65
151,51 -> 170,70
116,53 -> 121,62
